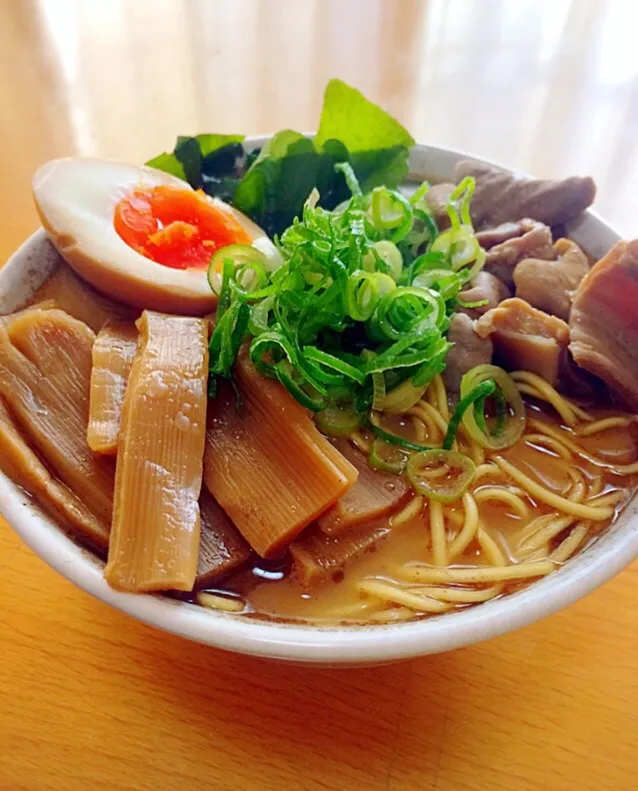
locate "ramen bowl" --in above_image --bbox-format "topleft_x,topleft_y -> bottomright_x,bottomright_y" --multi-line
1,140 -> 636,665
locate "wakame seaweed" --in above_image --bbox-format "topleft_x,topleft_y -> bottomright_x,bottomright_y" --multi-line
146,79 -> 416,237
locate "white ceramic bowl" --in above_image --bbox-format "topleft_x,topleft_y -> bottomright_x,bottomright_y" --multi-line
1,141 -> 635,665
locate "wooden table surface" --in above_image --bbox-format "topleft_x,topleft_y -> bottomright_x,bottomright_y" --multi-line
2,1 -> 638,789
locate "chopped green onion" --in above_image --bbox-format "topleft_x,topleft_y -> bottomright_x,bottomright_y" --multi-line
233,260 -> 268,296
204,172 -> 485,436
369,439 -> 408,474
461,246 -> 487,282
209,300 -> 250,379
371,286 -> 445,342
406,449 -> 476,503
362,240 -> 403,281
209,244 -> 268,283
365,417 -> 433,452
249,330 -> 301,378
211,256 -> 234,315
346,271 -> 395,322
383,377 -> 428,414
370,187 -> 413,243
315,406 -> 360,437
489,385 -> 507,438
413,269 -> 464,302
409,182 -> 430,206
304,347 -> 366,384
249,294 -> 275,335
371,370 -> 386,411
371,187 -> 406,229
334,162 -> 362,197
407,208 -> 438,253
446,176 -> 475,231
406,251 -> 447,287
456,296 -> 489,309
275,359 -> 325,412
443,379 -> 496,450
460,365 -> 526,449
431,226 -> 480,271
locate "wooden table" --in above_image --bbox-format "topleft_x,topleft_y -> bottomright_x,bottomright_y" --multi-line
1,1 -> 638,788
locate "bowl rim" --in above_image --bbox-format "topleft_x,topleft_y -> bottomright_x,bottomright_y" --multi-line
2,138 -> 636,664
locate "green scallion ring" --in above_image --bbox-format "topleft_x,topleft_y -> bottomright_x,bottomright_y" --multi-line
275,359 -> 325,412
314,406 -> 360,437
208,244 -> 268,291
406,449 -> 476,503
460,365 -> 526,449
364,417 -> 433,452
368,438 -> 408,474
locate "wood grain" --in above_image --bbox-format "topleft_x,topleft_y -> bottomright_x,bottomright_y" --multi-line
2,0 -> 638,788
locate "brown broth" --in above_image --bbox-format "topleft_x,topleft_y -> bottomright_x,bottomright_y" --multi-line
226,401 -> 637,624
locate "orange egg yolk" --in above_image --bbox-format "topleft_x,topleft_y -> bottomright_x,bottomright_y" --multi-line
113,185 -> 251,269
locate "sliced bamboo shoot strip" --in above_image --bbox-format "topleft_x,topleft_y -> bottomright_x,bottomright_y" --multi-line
196,490 -> 252,587
204,351 -> 358,558
291,522 -> 390,586
318,439 -> 409,535
105,311 -> 208,592
87,321 -> 138,454
0,308 -> 114,525
0,396 -> 109,552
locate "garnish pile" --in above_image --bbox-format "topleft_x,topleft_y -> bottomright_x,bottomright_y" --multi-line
150,79 -> 524,492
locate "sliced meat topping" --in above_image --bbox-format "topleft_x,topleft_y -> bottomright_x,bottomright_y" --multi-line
454,160 -> 596,229
569,240 -> 638,409
476,221 -> 531,249
475,298 -> 569,386
484,219 -> 556,288
457,271 -> 512,318
514,238 -> 589,321
443,313 -> 493,395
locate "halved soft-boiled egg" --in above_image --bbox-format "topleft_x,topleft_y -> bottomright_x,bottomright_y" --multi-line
33,157 -> 281,315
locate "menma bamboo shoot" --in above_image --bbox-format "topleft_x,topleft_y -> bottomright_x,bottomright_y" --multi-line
196,489 -> 252,587
291,521 -> 391,586
87,321 -> 138,454
0,308 -> 114,526
203,352 -> 359,558
317,439 -> 410,535
0,396 -> 110,552
105,311 -> 208,592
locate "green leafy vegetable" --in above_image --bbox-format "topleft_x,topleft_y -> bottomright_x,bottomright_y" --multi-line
233,132 -> 321,236
146,79 -> 415,236
315,80 -> 415,153
315,79 -> 415,194
147,133 -> 246,203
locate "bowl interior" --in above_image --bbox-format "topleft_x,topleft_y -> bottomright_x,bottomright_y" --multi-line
1,141 -> 636,664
